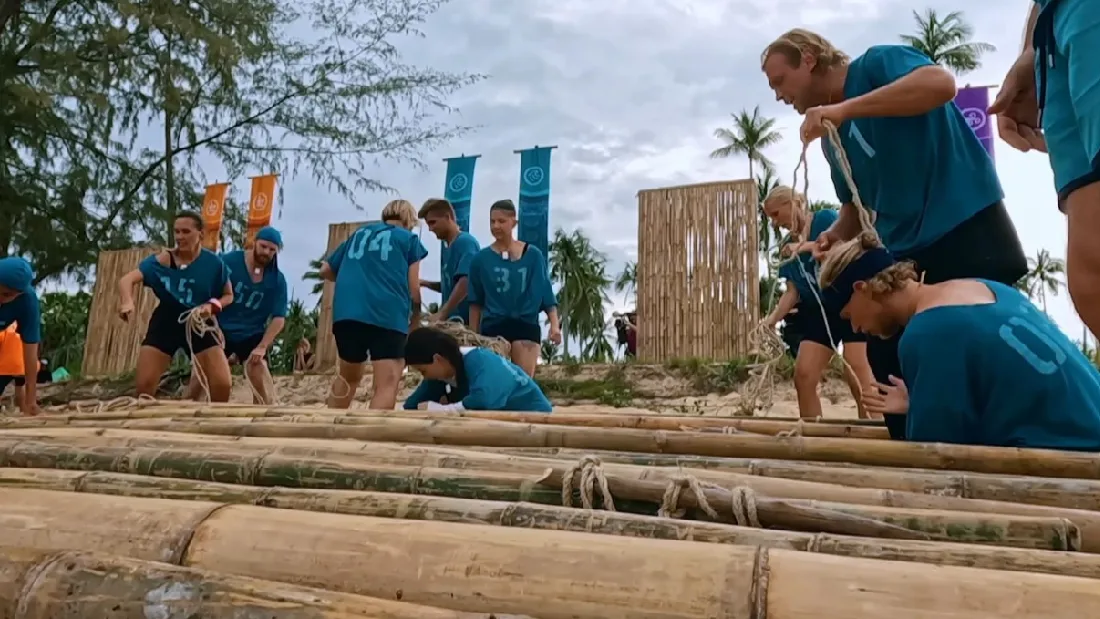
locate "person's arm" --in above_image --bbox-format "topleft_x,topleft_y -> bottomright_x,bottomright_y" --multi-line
257,274 -> 289,350
16,294 -> 41,413
407,236 -> 429,329
420,280 -> 441,292
214,261 -> 233,309
765,285 -> 799,326
545,307 -> 560,334
1022,3 -> 1040,51
439,277 -> 468,316
320,241 -> 349,282
118,268 -> 143,308
830,202 -> 864,241
439,238 -> 477,316
404,379 -> 446,410
21,342 -> 38,411
459,355 -> 512,411
466,256 -> 485,331
839,46 -> 956,119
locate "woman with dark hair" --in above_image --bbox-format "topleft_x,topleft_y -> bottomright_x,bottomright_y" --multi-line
402,326 -> 552,412
117,211 -> 234,401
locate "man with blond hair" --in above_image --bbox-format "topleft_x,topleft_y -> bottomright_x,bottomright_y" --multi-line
760,29 -> 1027,440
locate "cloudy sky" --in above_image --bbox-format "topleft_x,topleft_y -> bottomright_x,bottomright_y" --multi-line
241,0 -> 1083,340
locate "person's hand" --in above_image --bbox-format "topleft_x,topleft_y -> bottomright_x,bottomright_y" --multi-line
549,325 -> 562,345
428,312 -> 444,323
248,345 -> 267,365
800,103 -> 851,145
197,302 -> 216,318
118,301 -> 135,322
811,228 -> 844,260
988,49 -> 1047,153
862,375 -> 909,415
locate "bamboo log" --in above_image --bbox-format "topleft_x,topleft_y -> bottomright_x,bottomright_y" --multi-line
26,405 -> 890,438
23,413 -> 1097,478
7,430 -> 1100,549
0,547 -> 526,618
6,467 -> 1100,582
1,488 -> 1096,619
7,427 -> 1100,511
0,438 -> 1084,550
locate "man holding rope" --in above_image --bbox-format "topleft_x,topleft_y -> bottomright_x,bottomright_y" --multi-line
761,29 -> 1027,439
991,0 -> 1100,342
187,226 -> 288,405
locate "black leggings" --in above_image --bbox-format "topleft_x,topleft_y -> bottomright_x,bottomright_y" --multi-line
869,202 -> 1027,440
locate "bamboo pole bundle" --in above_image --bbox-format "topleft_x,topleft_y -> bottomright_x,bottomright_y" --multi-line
1,488 -> 1096,619
0,547 -> 528,619
6,467 -> 1100,581
0,437 -> 1082,550
19,412 -> 1096,478
24,405 -> 890,439
6,430 -> 1100,547
11,426 -> 1100,513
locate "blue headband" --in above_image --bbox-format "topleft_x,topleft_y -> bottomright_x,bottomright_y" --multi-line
0,257 -> 34,293
255,226 -> 283,248
820,247 -> 896,311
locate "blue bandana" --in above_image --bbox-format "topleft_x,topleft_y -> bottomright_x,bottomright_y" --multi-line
0,257 -> 34,293
255,226 -> 283,248
821,247 -> 896,311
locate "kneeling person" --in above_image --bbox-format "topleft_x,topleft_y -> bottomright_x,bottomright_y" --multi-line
820,235 -> 1100,450
403,327 -> 552,413
189,226 -> 288,404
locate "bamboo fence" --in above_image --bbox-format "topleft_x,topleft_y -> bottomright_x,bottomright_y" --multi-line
81,247 -> 158,377
636,179 -> 757,362
312,220 -> 375,371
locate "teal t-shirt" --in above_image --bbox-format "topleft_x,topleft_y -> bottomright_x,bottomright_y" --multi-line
327,222 -> 429,334
217,250 -> 289,340
404,348 -> 552,412
467,244 -> 557,329
824,45 -> 1003,255
777,209 -> 838,300
440,232 -> 481,323
899,280 -> 1100,450
139,249 -> 229,309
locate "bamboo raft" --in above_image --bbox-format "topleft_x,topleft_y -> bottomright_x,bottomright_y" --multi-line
3,402 -> 1100,617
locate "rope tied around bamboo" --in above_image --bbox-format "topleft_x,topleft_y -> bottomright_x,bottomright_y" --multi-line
657,475 -> 762,528
44,394 -> 159,414
553,455 -> 616,511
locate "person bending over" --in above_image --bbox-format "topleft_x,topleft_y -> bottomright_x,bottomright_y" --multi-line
402,326 -> 552,413
761,186 -> 875,419
819,233 -> 1100,450
468,199 -> 562,376
118,212 -> 233,401
320,199 -> 428,409
761,29 -> 1027,438
188,226 -> 288,404
418,198 -> 481,325
0,258 -> 42,415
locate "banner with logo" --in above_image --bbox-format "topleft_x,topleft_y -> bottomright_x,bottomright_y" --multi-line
954,86 -> 994,161
516,146 -> 554,255
200,182 -> 229,251
443,155 -> 479,232
245,174 -> 278,247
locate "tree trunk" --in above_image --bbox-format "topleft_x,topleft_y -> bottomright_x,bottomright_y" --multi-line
0,0 -> 20,35
162,36 -> 176,245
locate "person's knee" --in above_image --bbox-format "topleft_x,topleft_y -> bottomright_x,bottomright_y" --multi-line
793,361 -> 822,390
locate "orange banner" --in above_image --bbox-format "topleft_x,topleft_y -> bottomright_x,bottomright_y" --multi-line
200,183 -> 229,251
245,174 -> 278,247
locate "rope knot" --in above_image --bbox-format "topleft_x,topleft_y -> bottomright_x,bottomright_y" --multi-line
561,455 -> 616,511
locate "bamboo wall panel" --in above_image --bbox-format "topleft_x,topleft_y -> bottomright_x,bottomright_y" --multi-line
637,180 -> 757,362
82,248 -> 158,377
314,221 -> 375,371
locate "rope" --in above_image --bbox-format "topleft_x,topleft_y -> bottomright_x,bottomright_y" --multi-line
560,455 -> 616,511
744,120 -> 880,416
429,318 -> 511,357
776,419 -> 803,438
657,476 -> 762,527
178,306 -> 225,403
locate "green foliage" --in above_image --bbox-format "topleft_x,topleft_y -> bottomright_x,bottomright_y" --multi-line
548,228 -> 615,362
267,298 -> 318,374
1,0 -> 478,282
38,290 -> 91,372
710,105 -> 782,177
899,9 -> 995,75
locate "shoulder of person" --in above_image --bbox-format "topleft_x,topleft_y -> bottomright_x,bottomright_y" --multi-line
458,233 -> 481,250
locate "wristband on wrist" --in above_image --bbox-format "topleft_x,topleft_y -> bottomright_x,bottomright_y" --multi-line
208,298 -> 223,313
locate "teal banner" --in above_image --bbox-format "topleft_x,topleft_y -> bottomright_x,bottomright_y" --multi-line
443,155 -> 479,232
516,146 -> 553,254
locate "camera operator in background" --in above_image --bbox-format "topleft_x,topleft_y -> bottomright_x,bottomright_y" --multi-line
613,311 -> 637,358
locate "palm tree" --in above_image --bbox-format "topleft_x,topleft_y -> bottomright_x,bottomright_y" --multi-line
899,9 -> 995,75
710,106 -> 782,179
614,261 -> 637,303
540,339 -> 560,365
301,257 -> 325,296
1017,249 -> 1065,312
755,168 -> 781,265
548,228 -> 612,360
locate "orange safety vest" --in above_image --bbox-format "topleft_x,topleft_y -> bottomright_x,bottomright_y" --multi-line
0,323 -> 39,377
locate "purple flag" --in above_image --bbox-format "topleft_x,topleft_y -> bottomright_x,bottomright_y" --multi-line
954,86 -> 995,161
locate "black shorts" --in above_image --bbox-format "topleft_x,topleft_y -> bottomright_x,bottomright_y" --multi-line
142,302 -> 220,357
0,375 -> 26,394
868,201 -> 1027,440
224,333 -> 265,363
332,320 -> 406,363
481,318 -> 541,344
796,300 -> 866,348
